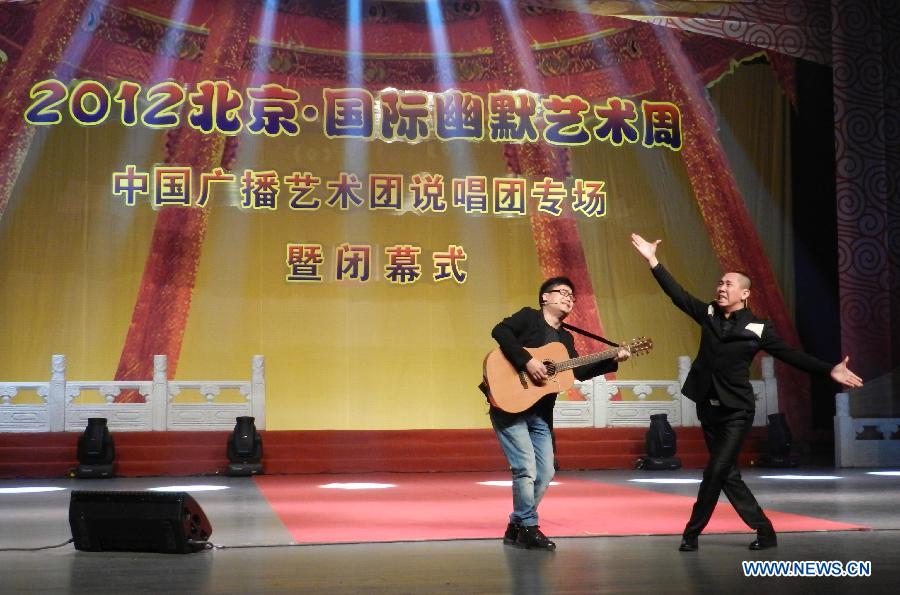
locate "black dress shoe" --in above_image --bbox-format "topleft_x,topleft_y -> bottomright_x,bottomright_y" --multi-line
749,532 -> 778,550
678,537 -> 699,552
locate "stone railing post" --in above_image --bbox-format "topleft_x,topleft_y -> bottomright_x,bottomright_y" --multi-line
251,355 -> 266,430
833,392 -> 851,467
48,354 -> 66,432
761,356 -> 778,416
592,376 -> 613,428
152,355 -> 168,431
677,356 -> 697,427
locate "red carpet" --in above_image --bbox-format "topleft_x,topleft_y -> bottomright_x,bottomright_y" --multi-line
254,472 -> 868,544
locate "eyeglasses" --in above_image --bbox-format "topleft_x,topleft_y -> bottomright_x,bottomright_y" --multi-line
547,289 -> 576,301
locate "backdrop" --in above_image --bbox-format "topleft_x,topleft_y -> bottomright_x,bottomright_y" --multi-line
0,63 -> 793,430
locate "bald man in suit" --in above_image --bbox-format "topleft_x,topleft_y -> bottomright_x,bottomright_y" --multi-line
631,233 -> 863,552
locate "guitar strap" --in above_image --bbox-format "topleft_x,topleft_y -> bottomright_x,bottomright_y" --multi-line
561,322 -> 619,348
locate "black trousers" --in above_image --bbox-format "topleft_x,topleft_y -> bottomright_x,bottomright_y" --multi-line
683,400 -> 773,538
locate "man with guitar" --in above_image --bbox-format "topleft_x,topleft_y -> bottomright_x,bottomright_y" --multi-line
486,277 -> 631,550
630,233 -> 863,552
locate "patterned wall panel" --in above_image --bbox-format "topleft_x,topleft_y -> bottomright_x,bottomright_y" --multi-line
832,0 -> 900,381
615,0 -> 831,64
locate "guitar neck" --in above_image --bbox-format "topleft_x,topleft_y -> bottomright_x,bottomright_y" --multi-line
555,347 -> 618,373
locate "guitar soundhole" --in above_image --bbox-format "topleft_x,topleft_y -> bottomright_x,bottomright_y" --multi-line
543,360 -> 557,377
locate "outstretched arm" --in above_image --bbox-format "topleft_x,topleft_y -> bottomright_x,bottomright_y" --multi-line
631,233 -> 708,323
760,326 -> 864,389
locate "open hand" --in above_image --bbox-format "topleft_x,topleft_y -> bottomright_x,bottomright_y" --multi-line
630,233 -> 661,267
831,356 -> 863,389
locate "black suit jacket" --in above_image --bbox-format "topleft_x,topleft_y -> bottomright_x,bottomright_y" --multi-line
651,264 -> 832,411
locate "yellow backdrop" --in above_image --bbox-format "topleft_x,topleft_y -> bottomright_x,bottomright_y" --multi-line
0,63 -> 792,429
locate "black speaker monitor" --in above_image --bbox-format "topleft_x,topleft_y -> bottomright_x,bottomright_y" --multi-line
69,490 -> 212,553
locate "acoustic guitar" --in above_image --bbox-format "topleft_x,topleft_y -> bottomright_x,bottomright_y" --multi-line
482,337 -> 653,413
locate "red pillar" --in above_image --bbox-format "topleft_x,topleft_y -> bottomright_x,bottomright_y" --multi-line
114,1 -> 255,395
0,0 -> 91,221
484,4 -> 614,360
637,23 -> 813,437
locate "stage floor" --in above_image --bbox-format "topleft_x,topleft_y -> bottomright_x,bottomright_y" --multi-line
2,468 -> 899,593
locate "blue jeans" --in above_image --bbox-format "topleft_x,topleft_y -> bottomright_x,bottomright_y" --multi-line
490,408 -> 555,527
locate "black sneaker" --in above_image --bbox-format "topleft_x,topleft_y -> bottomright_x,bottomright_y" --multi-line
515,525 -> 556,550
503,523 -> 520,545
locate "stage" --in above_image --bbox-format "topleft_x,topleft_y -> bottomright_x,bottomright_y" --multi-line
2,468 -> 898,593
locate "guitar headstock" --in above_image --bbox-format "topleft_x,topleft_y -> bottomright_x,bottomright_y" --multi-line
624,337 -> 653,356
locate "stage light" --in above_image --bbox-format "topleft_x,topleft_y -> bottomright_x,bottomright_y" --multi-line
759,475 -> 842,480
628,478 -> 702,484
148,485 -> 229,492
635,413 -> 682,470
73,417 -> 115,478
319,483 -> 397,490
225,416 -> 263,476
758,412 -> 799,467
477,480 -> 561,487
0,486 -> 67,494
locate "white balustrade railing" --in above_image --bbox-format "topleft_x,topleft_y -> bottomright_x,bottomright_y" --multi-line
554,356 -> 779,428
0,381 -> 51,432
0,355 -> 265,432
2,353 -> 778,433
834,393 -> 900,467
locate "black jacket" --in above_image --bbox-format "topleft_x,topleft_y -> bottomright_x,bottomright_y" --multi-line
651,264 -> 832,411
491,307 -> 619,418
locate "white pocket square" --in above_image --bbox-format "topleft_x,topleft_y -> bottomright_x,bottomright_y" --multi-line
745,323 -> 764,338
